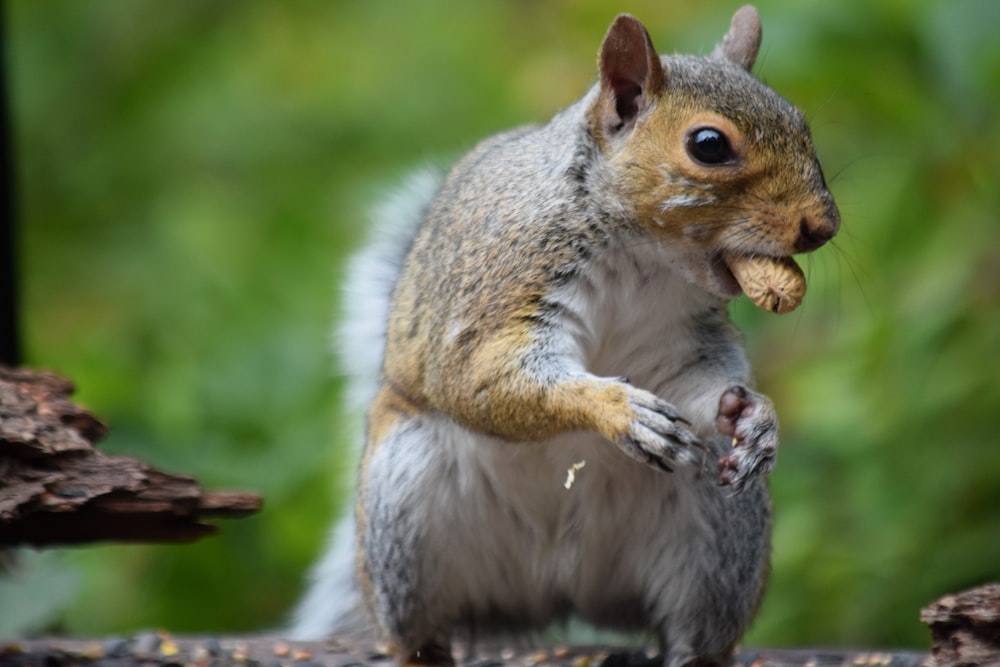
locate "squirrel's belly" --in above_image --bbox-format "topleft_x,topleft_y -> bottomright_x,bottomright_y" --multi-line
404,416 -> 721,631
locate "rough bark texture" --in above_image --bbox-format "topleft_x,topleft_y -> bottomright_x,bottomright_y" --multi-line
0,366 -> 261,546
921,584 -> 1000,667
0,635 -> 931,667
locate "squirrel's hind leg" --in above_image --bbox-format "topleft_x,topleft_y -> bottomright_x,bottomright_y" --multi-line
653,479 -> 771,667
359,401 -> 459,667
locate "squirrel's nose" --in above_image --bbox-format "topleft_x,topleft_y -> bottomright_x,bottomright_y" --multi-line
794,207 -> 840,253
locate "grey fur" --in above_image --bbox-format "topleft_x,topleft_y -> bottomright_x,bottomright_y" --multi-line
293,9 -> 838,667
289,171 -> 442,640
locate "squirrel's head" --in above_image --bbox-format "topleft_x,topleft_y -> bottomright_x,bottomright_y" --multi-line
587,6 -> 840,300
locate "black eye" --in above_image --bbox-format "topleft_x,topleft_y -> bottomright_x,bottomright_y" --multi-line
686,127 -> 735,165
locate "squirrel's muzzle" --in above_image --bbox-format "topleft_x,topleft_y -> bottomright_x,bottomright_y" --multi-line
793,202 -> 840,253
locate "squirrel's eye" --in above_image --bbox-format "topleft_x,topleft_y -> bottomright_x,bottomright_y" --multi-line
686,127 -> 735,165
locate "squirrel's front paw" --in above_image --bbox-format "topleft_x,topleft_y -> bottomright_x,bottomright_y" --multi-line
715,385 -> 779,492
615,386 -> 701,472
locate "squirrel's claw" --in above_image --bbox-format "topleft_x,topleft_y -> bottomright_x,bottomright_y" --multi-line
618,389 -> 702,472
715,385 -> 779,492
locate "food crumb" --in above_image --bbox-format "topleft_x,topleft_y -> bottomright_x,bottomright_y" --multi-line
564,460 -> 587,490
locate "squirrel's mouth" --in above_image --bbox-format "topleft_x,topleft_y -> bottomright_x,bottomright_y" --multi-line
712,250 -> 809,314
711,252 -> 744,297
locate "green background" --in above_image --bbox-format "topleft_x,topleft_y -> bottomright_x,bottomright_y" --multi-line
3,0 -> 999,649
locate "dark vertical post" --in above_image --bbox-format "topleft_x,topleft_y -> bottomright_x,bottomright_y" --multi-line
0,3 -> 21,367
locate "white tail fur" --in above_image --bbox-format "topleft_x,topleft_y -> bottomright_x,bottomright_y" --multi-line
288,169 -> 443,639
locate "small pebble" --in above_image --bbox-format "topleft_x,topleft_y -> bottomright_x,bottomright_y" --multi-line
79,643 -> 104,660
293,648 -> 314,662
273,642 -> 291,658
102,638 -> 132,659
572,656 -> 592,667
191,644 -> 212,667
133,632 -> 162,658
232,644 -> 250,663
203,638 -> 225,657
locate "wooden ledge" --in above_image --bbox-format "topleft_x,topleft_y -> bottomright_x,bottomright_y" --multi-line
0,635 -> 931,667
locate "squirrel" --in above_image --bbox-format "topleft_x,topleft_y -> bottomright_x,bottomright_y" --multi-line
292,6 -> 840,667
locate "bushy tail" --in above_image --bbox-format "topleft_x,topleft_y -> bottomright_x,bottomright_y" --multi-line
288,169 -> 442,640
337,169 -> 441,415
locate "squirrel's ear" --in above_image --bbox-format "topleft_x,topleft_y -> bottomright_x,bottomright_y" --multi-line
712,5 -> 762,71
596,14 -> 665,135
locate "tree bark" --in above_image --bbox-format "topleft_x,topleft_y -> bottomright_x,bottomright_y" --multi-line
0,635 -> 932,667
921,584 -> 1000,667
0,366 -> 261,546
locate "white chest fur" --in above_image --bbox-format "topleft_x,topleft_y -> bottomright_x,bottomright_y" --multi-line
373,239 -> 754,633
548,239 -> 750,436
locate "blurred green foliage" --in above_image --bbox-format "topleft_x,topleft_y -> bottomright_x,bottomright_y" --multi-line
3,0 -> 998,649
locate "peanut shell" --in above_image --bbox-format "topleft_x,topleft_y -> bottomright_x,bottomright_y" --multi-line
725,254 -> 806,314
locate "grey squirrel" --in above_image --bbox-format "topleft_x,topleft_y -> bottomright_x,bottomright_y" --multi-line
292,6 -> 840,667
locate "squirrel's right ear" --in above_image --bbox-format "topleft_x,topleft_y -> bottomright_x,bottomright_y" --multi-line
594,14 -> 665,137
